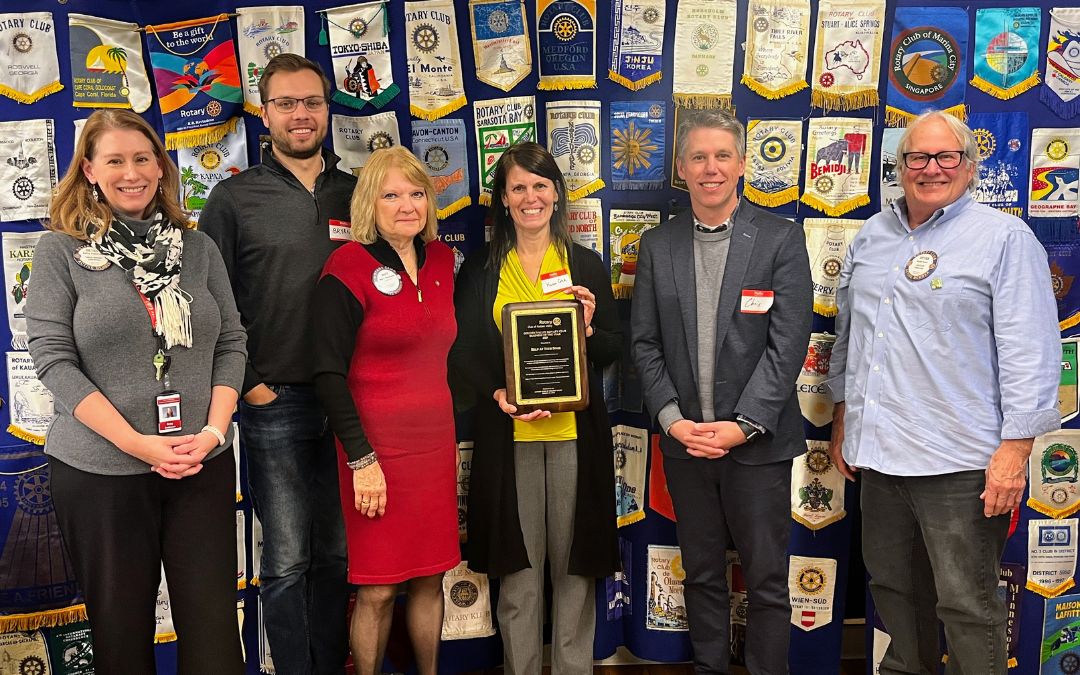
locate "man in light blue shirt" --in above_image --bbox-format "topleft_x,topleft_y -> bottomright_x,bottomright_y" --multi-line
826,111 -> 1059,674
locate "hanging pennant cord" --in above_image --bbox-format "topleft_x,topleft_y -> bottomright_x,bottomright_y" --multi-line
317,2 -> 388,38
143,14 -> 234,57
0,462 -> 47,476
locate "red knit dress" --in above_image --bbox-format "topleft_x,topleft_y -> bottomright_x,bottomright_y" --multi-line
322,240 -> 460,584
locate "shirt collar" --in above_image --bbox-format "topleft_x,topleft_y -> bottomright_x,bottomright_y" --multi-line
889,193 -> 974,232
693,199 -> 740,232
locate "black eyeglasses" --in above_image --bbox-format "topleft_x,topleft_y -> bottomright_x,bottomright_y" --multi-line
902,150 -> 965,170
264,96 -> 328,113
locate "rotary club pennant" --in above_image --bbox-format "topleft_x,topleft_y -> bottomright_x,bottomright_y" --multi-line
324,1 -> 399,111
1027,518 -> 1078,598
0,630 -> 51,673
1062,338 -> 1079,424
969,111 -> 1029,219
669,105 -> 691,192
608,0 -> 665,91
68,14 -> 153,113
646,545 -> 689,631
791,440 -> 845,529
7,352 -> 54,444
805,218 -> 861,316
455,442 -> 472,541
4,231 -> 42,350
801,117 -> 872,216
971,8 -> 1041,100
537,0 -> 596,91
43,621 -> 94,673
0,120 -> 57,223
648,434 -> 676,521
796,333 -> 837,427
236,510 -> 246,590
672,0 -> 738,110
999,563 -> 1024,669
880,127 -> 903,209
610,101 -> 665,191
441,561 -> 496,640
547,101 -> 605,199
412,118 -> 471,219
728,551 -> 748,662
1050,243 -> 1080,331
810,0 -> 885,112
1041,592 -> 1080,671
788,556 -> 836,631
610,209 -> 660,299
1029,430 -> 1080,518
145,14 -> 243,150
404,1 -> 467,120
884,7 -> 968,126
741,0 -> 810,99
469,0 -> 531,91
613,425 -> 648,527
0,13 -> 62,104
744,119 -> 802,207
474,95 -> 536,205
605,539 -> 632,620
1043,8 -> 1080,120
567,198 -> 602,254
331,111 -> 400,176
177,118 -> 249,223
155,565 -> 176,643
1030,127 -> 1080,233
236,6 -> 306,116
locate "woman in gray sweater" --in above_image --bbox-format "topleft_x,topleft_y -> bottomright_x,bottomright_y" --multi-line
25,109 -> 247,674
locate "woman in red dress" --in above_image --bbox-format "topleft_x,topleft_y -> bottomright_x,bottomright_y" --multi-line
313,146 -> 459,675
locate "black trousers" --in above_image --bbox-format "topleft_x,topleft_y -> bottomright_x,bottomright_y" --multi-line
49,451 -> 244,675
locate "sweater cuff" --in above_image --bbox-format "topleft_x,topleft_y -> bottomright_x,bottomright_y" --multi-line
657,401 -> 684,435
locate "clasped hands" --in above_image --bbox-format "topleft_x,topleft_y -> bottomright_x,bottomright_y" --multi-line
132,432 -> 219,479
669,419 -> 748,459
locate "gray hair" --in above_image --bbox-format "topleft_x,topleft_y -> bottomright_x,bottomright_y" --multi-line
896,110 -> 980,191
676,109 -> 746,160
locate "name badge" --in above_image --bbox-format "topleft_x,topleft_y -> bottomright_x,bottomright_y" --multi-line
905,250 -> 938,281
372,266 -> 403,295
73,245 -> 112,271
156,391 -> 182,433
329,219 -> 352,241
741,290 -> 774,313
540,269 -> 572,295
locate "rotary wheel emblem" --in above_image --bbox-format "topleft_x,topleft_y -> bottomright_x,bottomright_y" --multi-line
1054,273 -> 1066,296
761,137 -> 786,162
819,72 -> 835,88
615,450 -> 627,469
1048,139 -> 1070,162
815,176 -> 834,194
12,177 -> 33,201
696,64 -> 709,77
576,145 -> 596,163
643,7 -> 661,23
19,655 -> 45,675
822,257 -> 842,279
806,448 -> 832,474
348,17 -> 368,38
457,507 -> 466,527
693,24 -> 718,51
12,33 -> 32,54
425,146 -> 449,172
367,131 -> 394,152
754,17 -> 769,32
450,580 -> 479,607
648,104 -> 663,119
1062,653 -> 1080,675
524,104 -> 534,119
735,600 -> 748,620
929,64 -> 947,83
553,16 -> 578,41
1052,488 -> 1071,505
200,149 -> 222,171
263,40 -> 284,60
413,24 -> 440,53
15,470 -> 51,516
798,567 -> 826,594
488,10 -> 509,33
206,101 -> 223,117
974,129 -> 995,159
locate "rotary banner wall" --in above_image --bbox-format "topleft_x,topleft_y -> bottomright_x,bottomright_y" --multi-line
672,0 -> 737,110
1043,7 -> 1080,119
744,119 -> 802,207
788,555 -> 837,631
68,14 -> 153,113
536,0 -> 596,90
0,120 -> 56,223
613,424 -> 648,527
884,6 -> 968,126
608,0 -> 665,91
610,100 -> 666,191
236,6 -> 305,116
801,117 -> 872,216
331,110 -> 400,175
468,0 -> 530,91
1029,430 -> 1080,519
971,7 -> 1041,100
810,0 -> 885,112
546,99 -> 604,200
404,0 -> 467,120
412,118 -> 471,218
0,12 -> 63,104
804,218 -> 861,316
969,111 -> 1029,218
177,118 -> 248,223
1030,127 -> 1080,229
473,95 -> 536,205
791,440 -> 845,530
741,0 -> 810,99
324,1 -> 398,110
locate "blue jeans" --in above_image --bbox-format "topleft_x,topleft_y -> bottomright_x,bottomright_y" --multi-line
862,469 -> 1010,675
241,384 -> 349,675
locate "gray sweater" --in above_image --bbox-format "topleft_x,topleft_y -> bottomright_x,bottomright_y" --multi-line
25,228 -> 247,475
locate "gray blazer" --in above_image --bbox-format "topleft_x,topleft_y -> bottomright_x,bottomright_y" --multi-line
631,203 -> 813,464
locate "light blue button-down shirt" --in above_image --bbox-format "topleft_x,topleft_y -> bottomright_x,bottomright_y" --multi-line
825,194 -> 1060,476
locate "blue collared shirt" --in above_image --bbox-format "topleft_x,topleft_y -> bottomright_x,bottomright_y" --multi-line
825,194 -> 1060,476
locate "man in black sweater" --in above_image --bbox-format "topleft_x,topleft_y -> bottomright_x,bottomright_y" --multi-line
200,54 -> 355,675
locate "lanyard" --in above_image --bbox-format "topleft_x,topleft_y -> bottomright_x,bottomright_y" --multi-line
137,289 -> 171,388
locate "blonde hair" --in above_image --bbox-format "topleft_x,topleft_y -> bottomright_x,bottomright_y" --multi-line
48,109 -> 189,240
350,146 -> 439,244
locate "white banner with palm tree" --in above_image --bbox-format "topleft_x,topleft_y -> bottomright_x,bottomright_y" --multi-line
68,14 -> 152,113
177,118 -> 249,223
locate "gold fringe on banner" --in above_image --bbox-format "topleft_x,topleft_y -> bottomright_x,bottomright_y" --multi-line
236,492 -> 243,503
741,75 -> 807,100
970,72 -> 1040,100
800,193 -> 869,218
0,81 -> 64,105
73,101 -> 131,110
1026,578 -> 1075,598
744,184 -> 798,208
243,101 -> 263,116
1026,496 -> 1080,520
538,77 -> 597,91
238,579 -> 247,590
479,193 -> 492,207
1062,312 -> 1080,332
886,104 -> 967,127
672,93 -> 732,110
1008,657 -> 1018,668
0,604 -> 87,632
7,425 -> 44,445
617,510 -> 645,528
165,117 -> 241,151
251,577 -> 261,587
608,70 -> 663,91
567,179 -> 605,202
155,632 -> 178,644
612,285 -> 634,300
813,302 -> 839,318
811,89 -> 877,113
791,510 -> 845,530
436,196 -> 471,220
410,97 -> 468,122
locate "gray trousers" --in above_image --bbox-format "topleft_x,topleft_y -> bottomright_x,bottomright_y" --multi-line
497,440 -> 595,675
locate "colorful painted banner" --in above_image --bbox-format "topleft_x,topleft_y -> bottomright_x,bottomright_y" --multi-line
610,208 -> 660,299
43,620 -> 94,673
0,120 -> 56,223
971,7 -> 1041,100
744,119 -> 802,207
6,353 -> 53,445
404,0 -> 467,120
608,0 -> 665,90
805,218 -> 861,317
547,100 -> 605,200
1000,563 -> 1024,669
810,0 -> 885,112
1041,592 -> 1080,672
610,101 -> 665,191
1029,431 -> 1080,519
788,555 -> 836,631
236,6 -> 305,116
791,440 -> 845,530
646,545 -> 688,631
331,111 -> 400,176
177,118 -> 248,223
795,333 -> 837,428
68,14 -> 152,113
441,561 -> 497,640
3,232 -> 42,350
412,118 -> 471,219
1030,127 -> 1080,226
1027,518 -> 1077,598
473,95 -> 536,205
537,0 -> 596,90
969,111 -> 1029,219
613,424 -> 648,527
0,12 -> 62,104
884,7 -> 968,126
566,198 -> 602,254
672,0 -> 737,110
1062,338 -> 1079,424
741,0 -> 810,99
1049,244 -> 1080,332
1043,8 -> 1080,120
468,0 -> 531,91
880,127 -> 903,209
324,1 -> 399,111
801,117 -> 872,216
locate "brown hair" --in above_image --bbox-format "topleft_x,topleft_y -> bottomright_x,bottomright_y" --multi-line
258,53 -> 332,103
48,109 -> 188,240
350,146 -> 439,245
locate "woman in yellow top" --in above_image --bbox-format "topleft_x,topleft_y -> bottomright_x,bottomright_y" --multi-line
450,142 -> 620,674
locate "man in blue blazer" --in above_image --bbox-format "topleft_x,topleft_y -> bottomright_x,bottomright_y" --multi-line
631,110 -> 813,674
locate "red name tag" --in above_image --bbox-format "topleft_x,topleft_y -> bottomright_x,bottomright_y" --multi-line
328,219 -> 352,241
740,290 -> 774,314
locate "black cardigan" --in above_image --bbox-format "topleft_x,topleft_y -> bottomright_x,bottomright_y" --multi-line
450,242 -> 622,578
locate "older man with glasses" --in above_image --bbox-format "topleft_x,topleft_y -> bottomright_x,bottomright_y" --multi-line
826,110 -> 1060,674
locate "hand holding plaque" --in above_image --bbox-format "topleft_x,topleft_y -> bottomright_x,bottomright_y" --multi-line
502,300 -> 589,413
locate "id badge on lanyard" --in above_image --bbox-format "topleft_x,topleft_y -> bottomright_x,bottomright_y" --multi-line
138,290 -> 182,433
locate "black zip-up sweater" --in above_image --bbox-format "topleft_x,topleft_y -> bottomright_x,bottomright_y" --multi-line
200,144 -> 357,394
